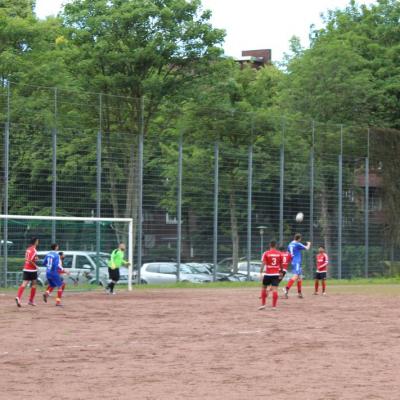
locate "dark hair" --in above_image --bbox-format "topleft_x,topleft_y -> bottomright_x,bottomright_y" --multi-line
319,245 -> 325,250
270,240 -> 277,248
51,243 -> 59,250
294,233 -> 302,241
29,237 -> 39,245
58,251 -> 64,257
279,246 -> 285,251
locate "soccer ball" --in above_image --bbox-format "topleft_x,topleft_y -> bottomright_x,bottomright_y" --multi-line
295,212 -> 304,223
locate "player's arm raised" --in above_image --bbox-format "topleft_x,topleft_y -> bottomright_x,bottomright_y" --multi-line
305,241 -> 311,251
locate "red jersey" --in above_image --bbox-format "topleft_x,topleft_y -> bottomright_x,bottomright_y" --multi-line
280,251 -> 292,272
316,252 -> 328,272
262,249 -> 282,276
23,246 -> 38,272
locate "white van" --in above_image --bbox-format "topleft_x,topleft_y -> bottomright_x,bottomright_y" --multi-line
37,251 -> 130,286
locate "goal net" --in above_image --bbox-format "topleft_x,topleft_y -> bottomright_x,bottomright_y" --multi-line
0,215 -> 134,289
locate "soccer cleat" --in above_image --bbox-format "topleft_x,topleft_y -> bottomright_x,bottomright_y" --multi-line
313,292 -> 319,295
298,293 -> 304,299
28,301 -> 37,306
258,305 -> 266,310
272,307 -> 277,311
43,293 -> 48,303
15,297 -> 21,308
282,287 -> 289,299
55,303 -> 64,307
322,292 -> 327,296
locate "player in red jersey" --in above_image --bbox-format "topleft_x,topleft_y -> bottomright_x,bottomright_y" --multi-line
259,240 -> 282,310
314,245 -> 328,295
15,237 -> 39,307
279,246 -> 292,283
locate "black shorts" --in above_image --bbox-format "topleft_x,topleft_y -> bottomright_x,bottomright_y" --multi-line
23,271 -> 38,281
108,268 -> 120,282
262,275 -> 280,287
315,272 -> 327,280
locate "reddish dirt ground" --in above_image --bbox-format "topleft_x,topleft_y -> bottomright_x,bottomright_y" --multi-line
1,286 -> 400,400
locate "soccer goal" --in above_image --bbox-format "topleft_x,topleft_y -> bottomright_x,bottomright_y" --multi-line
0,215 -> 134,290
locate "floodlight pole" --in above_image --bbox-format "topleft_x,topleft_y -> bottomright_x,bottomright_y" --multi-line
213,141 -> 219,282
2,80 -> 10,287
309,120 -> 315,276
279,118 -> 285,246
136,96 -> 145,285
365,128 -> 370,278
95,93 -> 102,285
176,131 -> 183,282
246,118 -> 254,281
338,125 -> 343,279
51,87 -> 57,243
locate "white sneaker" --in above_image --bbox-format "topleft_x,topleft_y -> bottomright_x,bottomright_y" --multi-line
282,287 -> 289,299
322,292 -> 327,296
258,305 -> 266,310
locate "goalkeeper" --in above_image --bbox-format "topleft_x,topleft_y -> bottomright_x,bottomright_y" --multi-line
106,243 -> 129,294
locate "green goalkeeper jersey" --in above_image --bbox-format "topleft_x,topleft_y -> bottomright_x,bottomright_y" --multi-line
108,249 -> 126,269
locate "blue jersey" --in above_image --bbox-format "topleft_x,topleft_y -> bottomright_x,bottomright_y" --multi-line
43,251 -> 60,274
288,241 -> 307,265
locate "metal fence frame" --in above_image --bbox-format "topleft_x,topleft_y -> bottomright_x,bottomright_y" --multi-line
1,84 -> 387,287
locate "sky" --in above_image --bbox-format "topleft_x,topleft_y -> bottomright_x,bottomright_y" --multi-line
35,0 -> 376,62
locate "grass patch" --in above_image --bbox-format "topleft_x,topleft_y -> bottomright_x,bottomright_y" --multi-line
1,276 -> 399,293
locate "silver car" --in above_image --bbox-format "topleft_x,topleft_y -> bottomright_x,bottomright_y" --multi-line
140,262 -> 211,284
37,251 -> 129,286
237,261 -> 263,281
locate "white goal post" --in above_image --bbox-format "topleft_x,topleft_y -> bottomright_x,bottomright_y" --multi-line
0,215 -> 134,291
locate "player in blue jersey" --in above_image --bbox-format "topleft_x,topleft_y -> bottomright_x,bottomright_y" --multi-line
42,244 -> 66,306
282,233 -> 311,299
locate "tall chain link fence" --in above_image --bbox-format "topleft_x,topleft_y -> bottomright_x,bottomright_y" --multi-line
1,81 -> 399,286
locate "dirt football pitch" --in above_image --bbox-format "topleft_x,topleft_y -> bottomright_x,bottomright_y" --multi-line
1,285 -> 400,400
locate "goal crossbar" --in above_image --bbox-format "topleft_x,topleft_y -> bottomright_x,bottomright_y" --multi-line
0,214 -> 135,291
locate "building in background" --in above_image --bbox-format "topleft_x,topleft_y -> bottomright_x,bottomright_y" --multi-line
236,49 -> 272,69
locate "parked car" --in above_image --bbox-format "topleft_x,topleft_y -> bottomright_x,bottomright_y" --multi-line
185,263 -> 213,276
37,251 -> 130,286
237,261 -> 263,281
139,262 -> 211,284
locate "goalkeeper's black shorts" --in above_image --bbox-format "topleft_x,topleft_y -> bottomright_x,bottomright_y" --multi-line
108,267 -> 120,282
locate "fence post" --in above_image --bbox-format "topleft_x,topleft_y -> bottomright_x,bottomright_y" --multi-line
95,93 -> 102,285
309,121 -> 315,275
338,125 -> 343,279
246,120 -> 254,280
51,88 -> 57,243
136,96 -> 144,285
279,118 -> 285,246
3,81 -> 10,287
213,141 -> 219,282
176,131 -> 183,282
365,128 -> 370,278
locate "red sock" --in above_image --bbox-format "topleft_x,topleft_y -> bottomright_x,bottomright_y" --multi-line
286,278 -> 295,290
46,286 -> 54,294
314,280 -> 319,292
297,280 -> 302,293
322,280 -> 326,292
261,288 -> 267,305
17,285 -> 25,300
272,291 -> 278,307
29,287 -> 36,302
56,288 -> 63,304
61,283 -> 66,292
